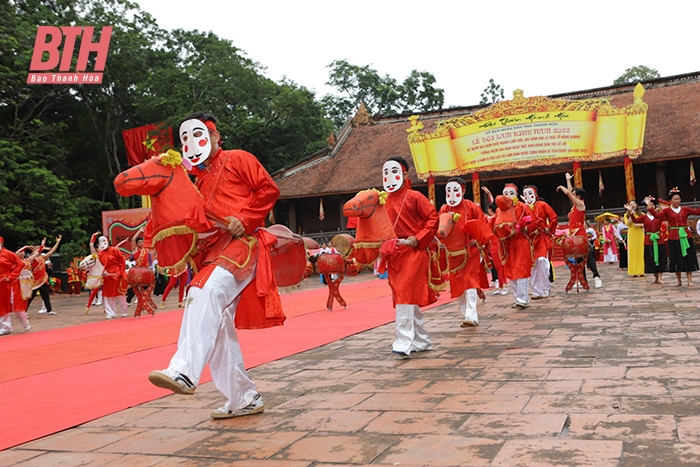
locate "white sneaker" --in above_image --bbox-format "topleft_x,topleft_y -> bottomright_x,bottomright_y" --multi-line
24,324 -> 31,331
47,311 -> 56,315
37,309 -> 47,314
148,369 -> 196,395
491,289 -> 503,295
542,290 -> 550,298
594,277 -> 603,288
211,393 -> 264,419
499,288 -> 509,295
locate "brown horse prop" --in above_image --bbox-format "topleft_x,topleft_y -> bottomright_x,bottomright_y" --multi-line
114,150 -> 306,287
342,188 -> 396,268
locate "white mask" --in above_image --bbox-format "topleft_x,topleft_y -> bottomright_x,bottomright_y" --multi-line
503,185 -> 518,198
445,182 -> 464,207
98,236 -> 109,251
523,187 -> 537,205
179,118 -> 212,168
382,161 -> 404,193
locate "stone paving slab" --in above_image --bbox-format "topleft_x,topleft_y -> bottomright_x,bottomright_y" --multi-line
4,264 -> 700,466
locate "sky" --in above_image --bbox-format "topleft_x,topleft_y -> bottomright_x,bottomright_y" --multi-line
134,0 -> 699,108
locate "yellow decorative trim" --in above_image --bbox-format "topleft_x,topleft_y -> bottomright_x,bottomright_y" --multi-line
159,149 -> 184,167
152,225 -> 199,275
219,236 -> 257,269
452,213 -> 461,223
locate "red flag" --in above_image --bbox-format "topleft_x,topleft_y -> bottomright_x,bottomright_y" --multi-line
121,123 -> 174,166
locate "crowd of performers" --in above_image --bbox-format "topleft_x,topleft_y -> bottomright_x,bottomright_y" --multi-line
0,228 -> 194,335
368,162 -> 700,358
4,108 -> 700,425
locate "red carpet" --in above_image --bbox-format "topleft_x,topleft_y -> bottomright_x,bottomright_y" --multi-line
0,277 -> 453,451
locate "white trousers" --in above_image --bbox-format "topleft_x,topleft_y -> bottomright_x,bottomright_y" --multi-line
530,257 -> 551,297
511,278 -> 530,305
104,295 -> 127,318
457,289 -> 478,323
0,314 -> 11,334
393,304 -> 432,354
169,265 -> 258,411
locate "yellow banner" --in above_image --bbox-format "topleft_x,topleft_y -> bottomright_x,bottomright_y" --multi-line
407,85 -> 648,179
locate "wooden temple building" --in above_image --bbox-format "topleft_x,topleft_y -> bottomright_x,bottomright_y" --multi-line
271,72 -> 700,243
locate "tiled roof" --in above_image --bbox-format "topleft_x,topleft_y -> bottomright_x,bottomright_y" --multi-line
274,72 -> 700,199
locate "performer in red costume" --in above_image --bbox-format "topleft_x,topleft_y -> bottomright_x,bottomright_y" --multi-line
439,177 -> 490,327
522,185 -> 558,299
90,232 -> 128,319
25,235 -> 61,315
148,112 -> 283,420
380,156 -> 439,356
557,173 -> 598,289
490,183 -> 535,308
630,197 -> 668,284
0,236 -> 29,335
645,188 -> 700,286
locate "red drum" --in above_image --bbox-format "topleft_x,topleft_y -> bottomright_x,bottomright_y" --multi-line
561,236 -> 589,259
267,224 -> 307,287
316,253 -> 346,274
345,259 -> 360,276
330,234 -> 355,256
127,266 -> 155,286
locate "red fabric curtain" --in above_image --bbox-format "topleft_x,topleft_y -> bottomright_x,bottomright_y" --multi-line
121,123 -> 174,166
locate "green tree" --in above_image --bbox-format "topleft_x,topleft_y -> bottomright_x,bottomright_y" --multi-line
613,65 -> 661,85
480,78 -> 504,105
322,60 -> 444,127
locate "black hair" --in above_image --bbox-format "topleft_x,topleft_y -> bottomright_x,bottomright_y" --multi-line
179,111 -> 218,129
572,187 -> 586,199
135,237 -> 144,243
386,156 -> 410,172
446,177 -> 467,190
488,202 -> 497,212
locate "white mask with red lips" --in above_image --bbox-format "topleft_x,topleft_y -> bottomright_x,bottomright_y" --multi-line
445,181 -> 464,207
179,118 -> 212,169
382,161 -> 404,193
523,187 -> 537,205
98,236 -> 109,251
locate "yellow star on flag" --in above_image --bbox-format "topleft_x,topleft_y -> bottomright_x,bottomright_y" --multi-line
142,137 -> 157,152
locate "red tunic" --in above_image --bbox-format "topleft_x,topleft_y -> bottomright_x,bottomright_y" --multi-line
490,200 -> 533,280
385,185 -> 439,306
98,246 -> 128,297
439,201 -> 488,297
29,255 -> 48,289
527,200 -> 558,258
568,206 -> 587,237
0,249 -> 25,316
132,248 -> 151,267
631,213 -> 666,245
647,206 -> 700,240
189,148 -> 284,329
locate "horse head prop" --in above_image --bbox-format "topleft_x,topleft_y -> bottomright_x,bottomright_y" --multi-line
114,150 -> 207,275
342,188 -> 396,267
78,253 -> 104,290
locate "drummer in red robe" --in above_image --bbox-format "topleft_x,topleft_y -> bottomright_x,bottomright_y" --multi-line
148,112 -> 283,420
380,156 -> 439,356
439,177 -> 490,327
90,232 -> 128,319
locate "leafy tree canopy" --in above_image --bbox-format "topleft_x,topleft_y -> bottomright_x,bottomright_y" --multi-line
480,78 -> 505,105
321,59 -> 445,127
613,65 -> 660,85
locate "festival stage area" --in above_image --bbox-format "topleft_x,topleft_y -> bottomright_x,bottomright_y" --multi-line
4,264 -> 700,466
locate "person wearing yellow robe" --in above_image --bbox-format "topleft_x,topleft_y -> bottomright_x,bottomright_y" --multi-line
623,201 -> 645,277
